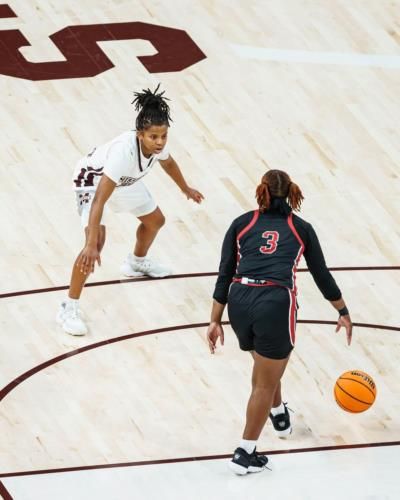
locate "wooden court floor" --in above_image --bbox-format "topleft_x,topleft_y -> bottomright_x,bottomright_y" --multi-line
0,1 -> 399,498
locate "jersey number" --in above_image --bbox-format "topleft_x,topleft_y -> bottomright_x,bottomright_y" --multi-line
260,231 -> 279,254
74,167 -> 103,188
0,4 -> 206,80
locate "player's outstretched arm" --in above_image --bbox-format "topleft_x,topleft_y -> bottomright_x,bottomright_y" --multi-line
159,155 -> 204,203
76,175 -> 116,275
301,221 -> 353,346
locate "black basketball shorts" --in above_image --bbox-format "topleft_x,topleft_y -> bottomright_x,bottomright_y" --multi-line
227,283 -> 297,360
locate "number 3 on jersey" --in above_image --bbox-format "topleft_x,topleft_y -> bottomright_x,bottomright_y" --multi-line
260,231 -> 279,254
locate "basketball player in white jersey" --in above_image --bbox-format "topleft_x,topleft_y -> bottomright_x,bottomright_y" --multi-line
57,85 -> 204,336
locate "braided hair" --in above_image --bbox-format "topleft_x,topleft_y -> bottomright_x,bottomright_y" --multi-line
132,84 -> 172,131
256,169 -> 304,213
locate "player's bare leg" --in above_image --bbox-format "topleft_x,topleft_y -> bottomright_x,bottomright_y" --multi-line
229,353 -> 289,475
269,370 -> 293,438
134,207 -> 165,257
242,353 -> 289,440
57,226 -> 106,335
272,381 -> 282,408
68,225 -> 106,298
121,207 -> 171,278
249,352 -> 292,438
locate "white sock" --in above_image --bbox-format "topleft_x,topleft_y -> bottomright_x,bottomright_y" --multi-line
271,402 -> 285,416
65,297 -> 79,305
133,254 -> 146,262
239,439 -> 257,454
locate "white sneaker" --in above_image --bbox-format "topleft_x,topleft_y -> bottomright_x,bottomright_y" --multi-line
120,254 -> 171,278
56,301 -> 88,336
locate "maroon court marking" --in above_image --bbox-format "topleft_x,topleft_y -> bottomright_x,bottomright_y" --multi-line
0,320 -> 398,405
0,20 -> 206,80
0,440 -> 399,478
0,480 -> 13,499
0,272 -> 217,299
0,320 -> 398,478
0,322 -> 213,403
0,270 -> 398,479
0,4 -> 16,17
1,266 -> 399,299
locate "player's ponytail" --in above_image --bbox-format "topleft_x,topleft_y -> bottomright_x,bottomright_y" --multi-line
256,180 -> 271,212
132,84 -> 172,130
256,170 -> 304,213
287,182 -> 304,212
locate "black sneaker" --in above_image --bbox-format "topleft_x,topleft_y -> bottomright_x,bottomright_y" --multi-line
269,403 -> 292,438
229,447 -> 270,475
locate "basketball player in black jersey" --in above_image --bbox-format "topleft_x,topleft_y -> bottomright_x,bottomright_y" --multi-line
206,169 -> 353,475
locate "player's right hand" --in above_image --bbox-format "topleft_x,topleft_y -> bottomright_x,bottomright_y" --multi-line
207,322 -> 224,354
76,245 -> 101,275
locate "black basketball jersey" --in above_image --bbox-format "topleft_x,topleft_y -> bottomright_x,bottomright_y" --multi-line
235,209 -> 303,290
213,205 -> 341,304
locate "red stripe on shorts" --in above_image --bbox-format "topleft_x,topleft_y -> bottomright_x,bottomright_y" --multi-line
288,289 -> 297,345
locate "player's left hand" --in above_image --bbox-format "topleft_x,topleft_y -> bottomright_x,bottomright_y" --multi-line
335,314 -> 353,346
184,187 -> 204,204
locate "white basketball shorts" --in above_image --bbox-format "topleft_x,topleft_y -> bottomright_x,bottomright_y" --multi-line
76,181 -> 157,227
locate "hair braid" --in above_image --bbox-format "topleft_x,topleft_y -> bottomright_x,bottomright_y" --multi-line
255,169 -> 304,212
132,84 -> 172,130
287,182 -> 304,211
256,180 -> 271,212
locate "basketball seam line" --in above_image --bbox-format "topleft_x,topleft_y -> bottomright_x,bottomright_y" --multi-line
335,383 -> 374,405
334,395 -> 365,413
338,377 -> 376,397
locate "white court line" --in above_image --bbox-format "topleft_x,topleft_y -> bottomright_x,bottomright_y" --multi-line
231,44 -> 400,68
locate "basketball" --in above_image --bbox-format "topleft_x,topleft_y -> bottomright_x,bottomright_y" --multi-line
334,370 -> 376,413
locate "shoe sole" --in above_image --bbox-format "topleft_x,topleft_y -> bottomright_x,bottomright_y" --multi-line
59,323 -> 87,336
120,264 -> 145,277
229,462 -> 248,475
65,331 -> 86,336
275,426 -> 292,438
121,270 -> 171,278
229,461 -> 268,475
147,272 -> 171,278
56,316 -> 87,336
121,271 -> 146,277
121,273 -> 171,278
120,265 -> 171,279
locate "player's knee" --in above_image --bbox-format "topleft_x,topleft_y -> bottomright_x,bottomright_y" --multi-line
147,212 -> 165,230
251,386 -> 272,402
156,212 -> 166,228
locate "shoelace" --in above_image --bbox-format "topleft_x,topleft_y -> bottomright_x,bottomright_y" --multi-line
139,259 -> 152,270
252,450 -> 272,471
136,259 -> 160,272
129,257 -> 152,270
68,302 -> 81,320
283,402 -> 294,414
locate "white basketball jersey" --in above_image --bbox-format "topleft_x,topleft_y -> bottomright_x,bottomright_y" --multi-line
72,130 -> 170,191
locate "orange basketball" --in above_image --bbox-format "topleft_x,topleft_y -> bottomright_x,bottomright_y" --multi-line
334,370 -> 376,413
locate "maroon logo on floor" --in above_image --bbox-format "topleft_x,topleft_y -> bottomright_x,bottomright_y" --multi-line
0,4 -> 206,80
